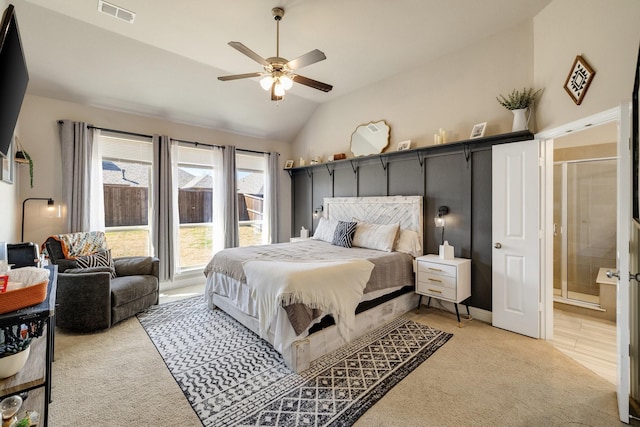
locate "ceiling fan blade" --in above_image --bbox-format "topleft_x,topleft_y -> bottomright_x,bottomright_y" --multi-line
218,72 -> 263,81
294,75 -> 333,92
286,49 -> 326,70
228,41 -> 270,67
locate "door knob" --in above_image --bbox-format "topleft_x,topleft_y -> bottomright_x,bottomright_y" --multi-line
494,242 -> 502,249
606,270 -> 640,282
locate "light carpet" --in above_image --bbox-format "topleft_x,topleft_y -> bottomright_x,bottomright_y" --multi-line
137,296 -> 452,426
49,301 -> 625,426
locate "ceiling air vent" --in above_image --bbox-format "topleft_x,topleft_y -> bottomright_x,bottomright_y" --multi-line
98,0 -> 135,24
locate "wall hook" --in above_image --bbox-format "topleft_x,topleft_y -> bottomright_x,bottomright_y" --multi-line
379,155 -> 388,171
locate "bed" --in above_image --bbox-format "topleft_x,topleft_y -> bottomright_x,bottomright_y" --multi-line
204,195 -> 423,372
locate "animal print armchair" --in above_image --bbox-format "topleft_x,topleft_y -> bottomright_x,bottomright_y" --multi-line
44,231 -> 159,332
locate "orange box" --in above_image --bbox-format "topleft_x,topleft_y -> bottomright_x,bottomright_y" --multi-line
0,280 -> 47,314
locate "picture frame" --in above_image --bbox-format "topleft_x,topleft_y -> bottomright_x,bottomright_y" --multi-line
470,122 -> 487,139
0,137 -> 14,184
397,140 -> 411,151
564,55 -> 596,105
284,159 -> 294,169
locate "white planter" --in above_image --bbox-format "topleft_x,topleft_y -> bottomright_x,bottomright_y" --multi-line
511,108 -> 531,131
0,347 -> 30,379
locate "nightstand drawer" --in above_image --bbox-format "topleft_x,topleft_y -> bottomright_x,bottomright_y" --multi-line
417,262 -> 457,278
418,273 -> 457,289
416,282 -> 456,301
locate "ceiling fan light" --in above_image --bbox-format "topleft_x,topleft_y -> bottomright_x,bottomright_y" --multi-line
280,75 -> 294,90
260,76 -> 274,91
274,82 -> 286,97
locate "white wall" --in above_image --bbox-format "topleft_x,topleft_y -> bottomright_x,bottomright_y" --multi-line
16,94 -> 292,246
0,123 -> 18,245
534,0 -> 640,132
293,0 -> 640,160
292,21 -> 534,160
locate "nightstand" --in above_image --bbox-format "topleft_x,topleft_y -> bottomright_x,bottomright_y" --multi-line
415,254 -> 471,326
289,237 -> 311,242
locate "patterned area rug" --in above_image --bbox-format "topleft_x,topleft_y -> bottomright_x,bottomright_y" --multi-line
138,296 -> 452,426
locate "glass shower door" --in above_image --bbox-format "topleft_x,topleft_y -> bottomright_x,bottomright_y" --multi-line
554,159 -> 617,305
553,164 -> 563,298
566,159 -> 617,303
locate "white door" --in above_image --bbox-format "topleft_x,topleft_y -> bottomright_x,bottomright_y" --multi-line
492,140 -> 541,338
615,103 -> 631,423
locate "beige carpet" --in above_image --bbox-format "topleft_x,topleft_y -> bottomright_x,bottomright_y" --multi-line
49,307 -> 626,426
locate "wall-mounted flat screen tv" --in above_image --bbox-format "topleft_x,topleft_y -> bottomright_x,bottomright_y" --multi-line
0,4 -> 28,159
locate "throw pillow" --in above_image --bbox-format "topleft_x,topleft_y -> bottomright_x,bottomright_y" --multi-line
395,229 -> 423,258
332,220 -> 357,248
352,221 -> 400,252
75,249 -> 116,278
312,217 -> 338,243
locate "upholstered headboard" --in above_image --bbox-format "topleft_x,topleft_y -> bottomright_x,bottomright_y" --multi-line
323,196 -> 423,246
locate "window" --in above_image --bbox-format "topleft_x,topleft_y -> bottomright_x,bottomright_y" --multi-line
98,133 -> 154,257
174,144 -> 223,270
236,152 -> 266,247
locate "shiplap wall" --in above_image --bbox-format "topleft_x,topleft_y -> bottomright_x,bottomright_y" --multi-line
289,131 -> 533,312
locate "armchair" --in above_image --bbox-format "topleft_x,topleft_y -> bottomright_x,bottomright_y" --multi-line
44,232 -> 159,332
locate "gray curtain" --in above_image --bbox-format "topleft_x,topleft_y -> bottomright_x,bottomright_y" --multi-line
58,120 -> 94,233
152,135 -> 174,282
223,145 -> 239,248
265,152 -> 280,243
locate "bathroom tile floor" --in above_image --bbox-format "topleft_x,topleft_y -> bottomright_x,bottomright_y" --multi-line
552,308 -> 616,384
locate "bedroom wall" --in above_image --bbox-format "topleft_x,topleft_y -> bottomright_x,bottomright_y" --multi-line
291,21 -> 534,161
0,124 -> 19,245
16,94 -> 293,250
288,0 -> 640,316
534,0 -> 640,133
291,133 -> 533,312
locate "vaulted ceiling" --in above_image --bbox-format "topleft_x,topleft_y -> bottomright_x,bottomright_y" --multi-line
14,0 -> 551,142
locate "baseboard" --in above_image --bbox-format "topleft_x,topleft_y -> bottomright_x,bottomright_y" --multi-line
159,271 -> 206,293
419,298 -> 492,324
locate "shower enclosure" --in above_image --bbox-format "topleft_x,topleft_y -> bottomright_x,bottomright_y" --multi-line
553,158 -> 617,307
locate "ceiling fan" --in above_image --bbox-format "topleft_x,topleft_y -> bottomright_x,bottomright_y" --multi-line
218,7 -> 333,101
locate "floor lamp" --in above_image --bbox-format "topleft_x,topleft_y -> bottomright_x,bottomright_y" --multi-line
21,197 -> 55,242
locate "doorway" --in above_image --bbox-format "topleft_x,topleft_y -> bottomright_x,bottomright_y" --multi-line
549,121 -> 618,384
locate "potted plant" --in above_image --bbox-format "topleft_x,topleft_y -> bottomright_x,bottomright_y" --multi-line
0,323 -> 39,379
496,88 -> 542,132
14,137 -> 33,188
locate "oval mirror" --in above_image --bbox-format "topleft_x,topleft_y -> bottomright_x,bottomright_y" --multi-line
350,120 -> 390,157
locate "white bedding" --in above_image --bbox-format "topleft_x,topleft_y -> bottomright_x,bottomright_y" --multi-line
243,259 -> 374,343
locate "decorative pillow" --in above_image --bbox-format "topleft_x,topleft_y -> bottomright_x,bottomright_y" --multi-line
75,250 -> 116,278
352,221 -> 400,252
312,217 -> 338,243
395,229 -> 423,258
332,221 -> 358,248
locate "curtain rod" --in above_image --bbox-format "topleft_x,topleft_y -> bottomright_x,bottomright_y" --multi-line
172,138 -> 275,156
57,121 -> 276,156
86,124 -> 153,139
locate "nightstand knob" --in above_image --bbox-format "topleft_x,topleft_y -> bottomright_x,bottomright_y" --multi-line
494,242 -> 502,249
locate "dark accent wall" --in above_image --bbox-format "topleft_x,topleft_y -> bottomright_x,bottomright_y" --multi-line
288,131 -> 533,312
